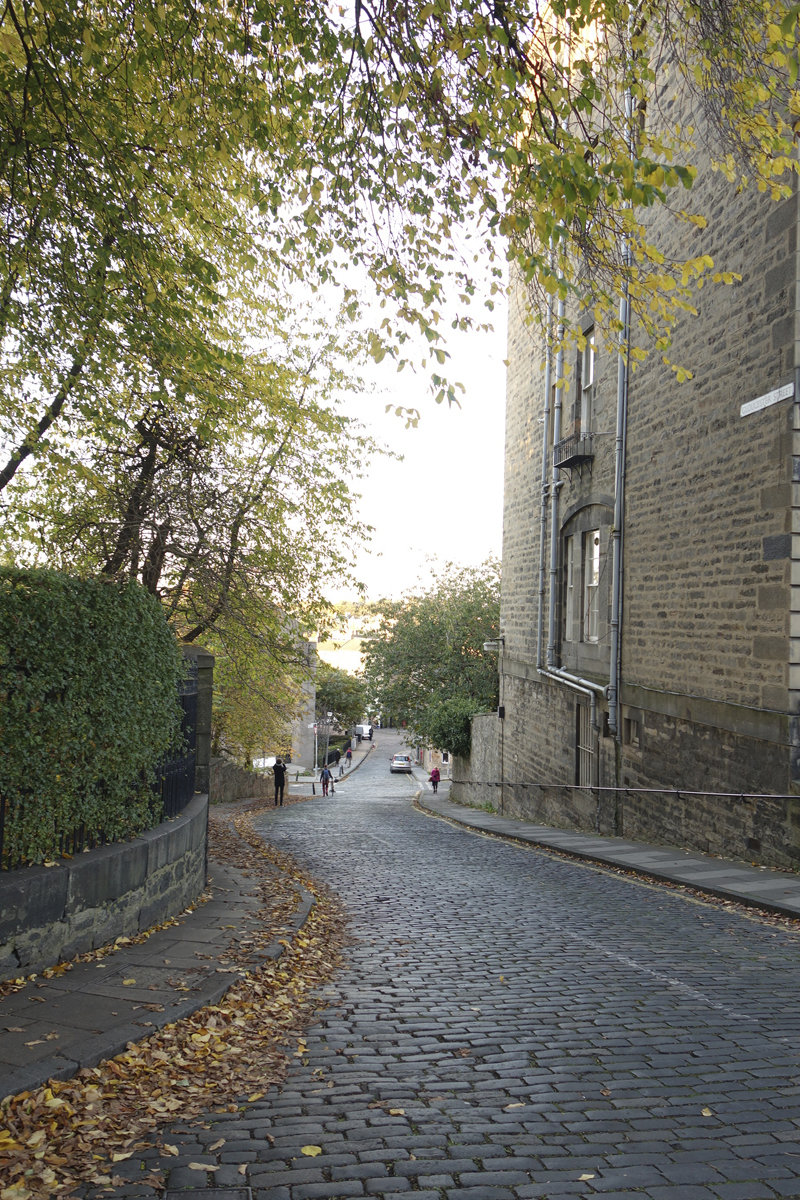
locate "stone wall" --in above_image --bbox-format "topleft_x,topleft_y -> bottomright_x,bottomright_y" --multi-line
0,794 -> 208,983
496,114 -> 800,851
210,756 -> 275,804
451,712 -> 502,810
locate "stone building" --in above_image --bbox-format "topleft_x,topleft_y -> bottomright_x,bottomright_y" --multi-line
453,158 -> 800,868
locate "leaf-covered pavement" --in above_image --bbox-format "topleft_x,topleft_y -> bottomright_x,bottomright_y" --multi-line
0,800 -> 346,1200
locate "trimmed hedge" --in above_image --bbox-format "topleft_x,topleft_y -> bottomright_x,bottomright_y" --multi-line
0,569 -> 183,866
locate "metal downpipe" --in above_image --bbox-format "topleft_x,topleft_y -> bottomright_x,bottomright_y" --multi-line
536,296 -> 554,670
546,295 -> 566,668
608,285 -> 630,737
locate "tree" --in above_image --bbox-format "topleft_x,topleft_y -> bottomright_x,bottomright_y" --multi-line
363,562 -> 500,754
315,663 -> 368,731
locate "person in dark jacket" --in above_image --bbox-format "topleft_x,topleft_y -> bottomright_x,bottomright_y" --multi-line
273,757 -> 287,806
320,765 -> 332,797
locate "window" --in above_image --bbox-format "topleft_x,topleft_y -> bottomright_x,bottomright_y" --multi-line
576,703 -> 594,786
564,535 -> 575,641
623,717 -> 641,749
441,751 -> 450,764
581,334 -> 595,435
583,529 -> 601,643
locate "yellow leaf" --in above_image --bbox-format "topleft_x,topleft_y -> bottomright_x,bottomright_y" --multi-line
389,1109 -> 405,1116
163,1144 -> 179,1156
504,1103 -> 525,1109
188,1164 -> 219,1172
2,1187 -> 31,1200
301,1146 -> 322,1157
112,1152 -> 134,1162
238,1165 -> 247,1176
579,1174 -> 595,1181
248,1092 -> 264,1102
26,1131 -> 45,1147
702,1107 -> 713,1116
208,1139 -> 225,1152
122,979 -> 136,986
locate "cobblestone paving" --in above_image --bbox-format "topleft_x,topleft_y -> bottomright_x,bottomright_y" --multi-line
167,733 -> 800,1200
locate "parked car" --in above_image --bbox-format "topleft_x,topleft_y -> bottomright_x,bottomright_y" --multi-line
390,753 -> 413,773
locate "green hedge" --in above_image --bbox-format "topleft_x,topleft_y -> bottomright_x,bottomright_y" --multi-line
0,569 -> 183,866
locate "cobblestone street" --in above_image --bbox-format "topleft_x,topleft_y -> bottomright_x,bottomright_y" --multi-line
170,731 -> 800,1200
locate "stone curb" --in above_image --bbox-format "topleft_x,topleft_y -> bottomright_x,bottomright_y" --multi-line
0,862 -> 316,1102
416,792 -> 800,922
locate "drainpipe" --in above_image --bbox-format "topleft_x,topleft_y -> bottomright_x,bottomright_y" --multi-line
546,294 -> 566,667
607,78 -> 634,738
536,295 -> 554,670
540,280 -> 606,777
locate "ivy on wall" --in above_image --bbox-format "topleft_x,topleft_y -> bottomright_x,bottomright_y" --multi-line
0,569 -> 183,866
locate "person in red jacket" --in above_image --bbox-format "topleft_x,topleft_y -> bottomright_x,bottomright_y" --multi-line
429,766 -> 441,794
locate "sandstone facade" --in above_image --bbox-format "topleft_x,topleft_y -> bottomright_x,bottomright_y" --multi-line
453,164 -> 800,869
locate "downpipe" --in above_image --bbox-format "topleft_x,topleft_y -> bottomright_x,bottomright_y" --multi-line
535,294 -> 555,670
546,294 -> 566,668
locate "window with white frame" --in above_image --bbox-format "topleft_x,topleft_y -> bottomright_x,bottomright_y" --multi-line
564,535 -> 575,641
576,703 -> 594,786
581,334 -> 595,435
583,529 -> 601,643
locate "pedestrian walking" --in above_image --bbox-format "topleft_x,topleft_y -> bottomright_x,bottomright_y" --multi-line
429,766 -> 440,794
273,757 -> 287,806
338,759 -> 345,777
320,765 -> 332,797
345,746 -> 352,768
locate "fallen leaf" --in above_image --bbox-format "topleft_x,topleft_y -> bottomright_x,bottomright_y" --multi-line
600,1088 -> 611,1096
248,1092 -> 264,1102
579,1174 -> 595,1181
188,1163 -> 219,1172
238,1164 -> 247,1176
2,1186 -> 32,1200
301,1146 -> 322,1157
24,1040 -> 44,1047
45,1031 -> 59,1040
163,1144 -> 179,1156
111,1152 -> 134,1162
504,1103 -> 525,1110
208,1138 -> 226,1152
122,979 -> 136,986
4,1026 -> 24,1033
702,1107 -> 713,1116
388,1109 -> 405,1116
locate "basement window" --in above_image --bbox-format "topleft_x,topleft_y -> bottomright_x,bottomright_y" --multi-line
623,717 -> 641,748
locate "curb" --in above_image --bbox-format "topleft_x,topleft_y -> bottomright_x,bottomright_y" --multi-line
414,793 -> 800,923
0,864 -> 316,1102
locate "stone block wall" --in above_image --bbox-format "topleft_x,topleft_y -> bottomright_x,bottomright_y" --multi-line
0,793 -> 208,982
493,119 -> 800,852
210,757 -> 275,804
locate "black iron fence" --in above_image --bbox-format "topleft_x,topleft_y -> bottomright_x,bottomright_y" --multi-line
0,671 -> 199,870
153,667 -> 197,819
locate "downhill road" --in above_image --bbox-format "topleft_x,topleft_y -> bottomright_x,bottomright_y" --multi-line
239,728 -> 800,1200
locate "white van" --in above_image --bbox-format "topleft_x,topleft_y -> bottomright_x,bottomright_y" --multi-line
355,723 -> 373,740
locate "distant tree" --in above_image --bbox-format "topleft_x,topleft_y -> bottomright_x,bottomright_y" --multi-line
363,562 -> 500,756
315,663 -> 368,731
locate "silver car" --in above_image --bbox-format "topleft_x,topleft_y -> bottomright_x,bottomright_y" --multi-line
390,753 -> 413,773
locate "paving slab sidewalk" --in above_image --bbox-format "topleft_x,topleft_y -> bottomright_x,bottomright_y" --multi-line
418,790 -> 800,920
0,844 -> 314,1102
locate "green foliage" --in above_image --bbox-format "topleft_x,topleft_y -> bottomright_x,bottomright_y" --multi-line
425,695 -> 478,760
315,663 -> 368,730
0,569 -> 183,866
210,644 -> 300,771
363,561 -> 500,756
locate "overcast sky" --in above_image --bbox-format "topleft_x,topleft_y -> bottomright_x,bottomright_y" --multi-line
335,295 -> 509,602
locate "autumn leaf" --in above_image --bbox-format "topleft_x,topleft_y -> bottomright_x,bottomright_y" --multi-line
301,1146 -> 322,1157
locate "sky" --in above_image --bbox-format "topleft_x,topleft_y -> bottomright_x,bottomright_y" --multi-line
336,295 -> 509,601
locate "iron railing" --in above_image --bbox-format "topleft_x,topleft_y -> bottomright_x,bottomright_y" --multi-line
554,431 -> 594,469
153,667 -> 197,819
0,671 -> 198,869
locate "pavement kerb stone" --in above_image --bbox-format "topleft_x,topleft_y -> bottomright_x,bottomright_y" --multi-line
0,849 -> 316,1102
415,791 -> 800,922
